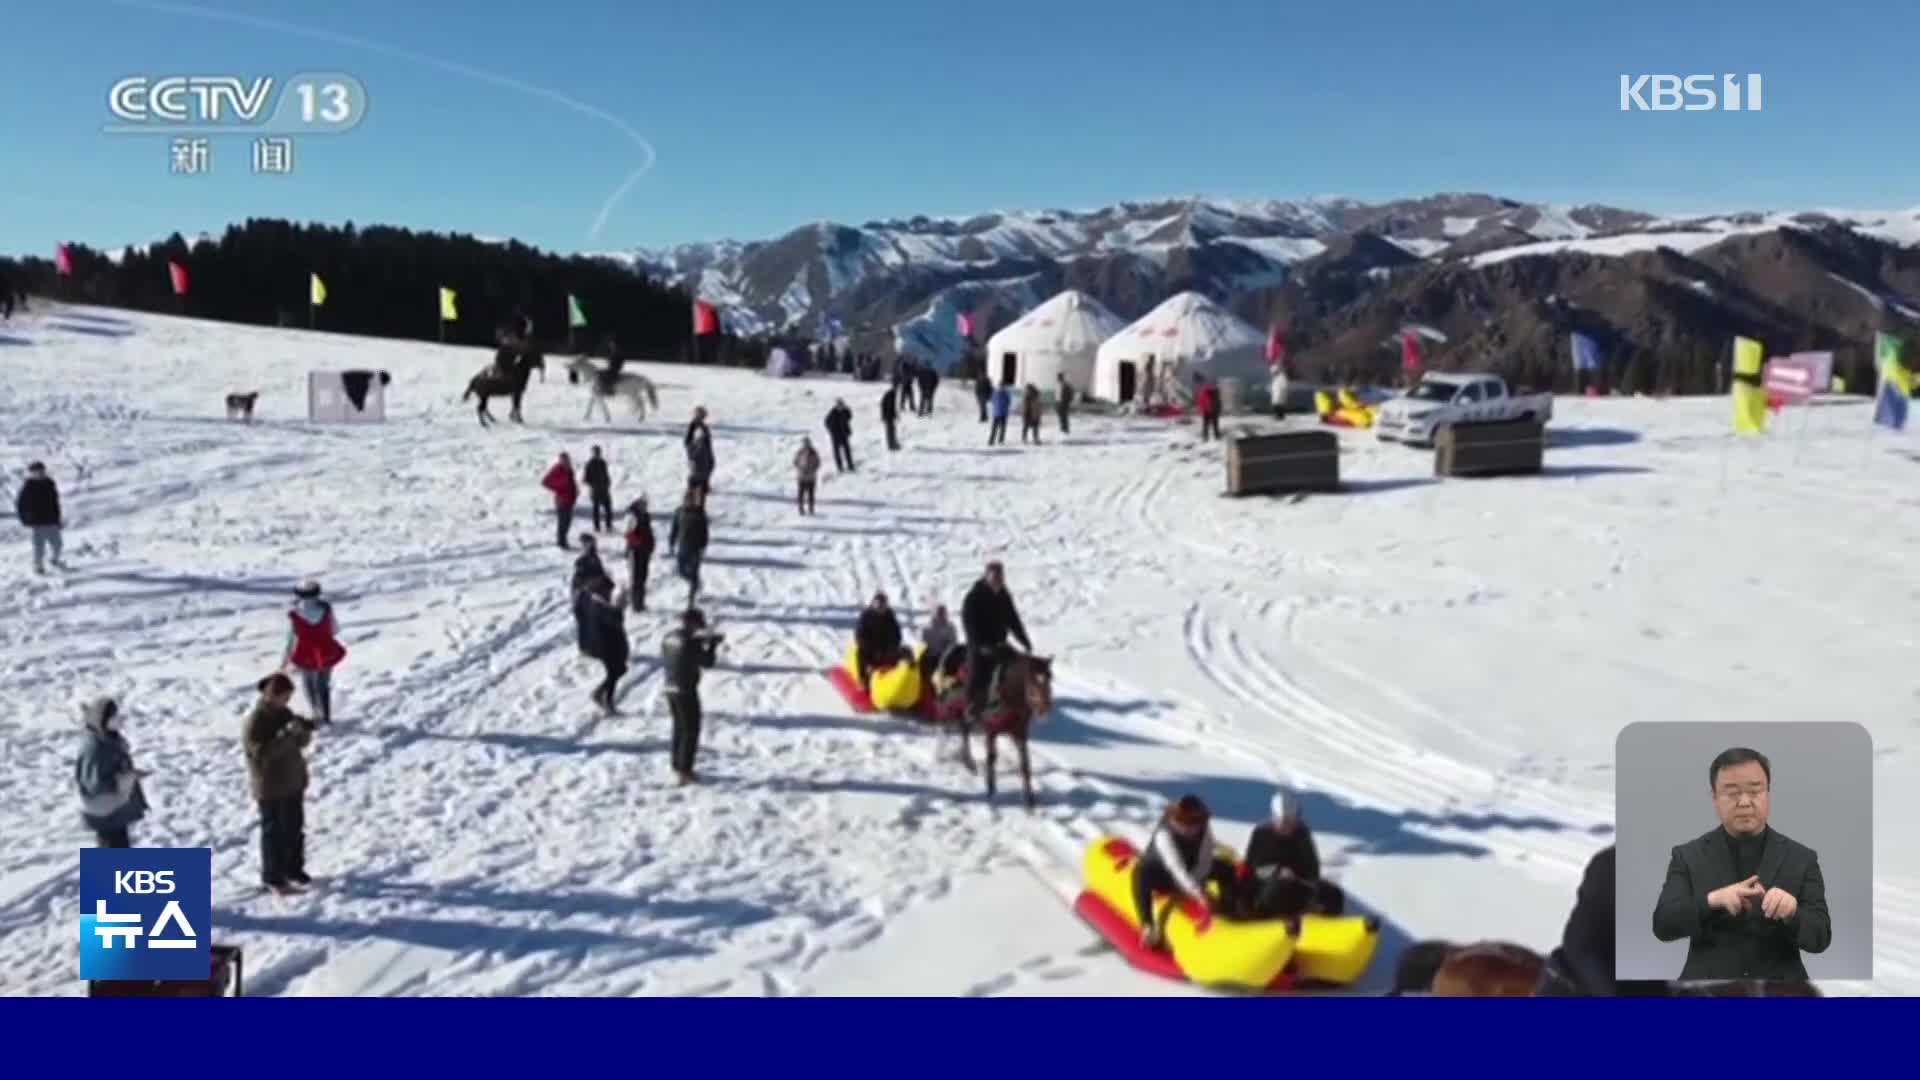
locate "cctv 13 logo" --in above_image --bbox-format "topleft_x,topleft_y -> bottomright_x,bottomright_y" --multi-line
79,848 -> 212,980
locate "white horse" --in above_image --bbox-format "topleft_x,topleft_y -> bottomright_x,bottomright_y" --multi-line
566,355 -> 660,423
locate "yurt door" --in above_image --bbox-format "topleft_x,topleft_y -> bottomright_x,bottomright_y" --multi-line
1000,353 -> 1018,386
1117,361 -> 1137,403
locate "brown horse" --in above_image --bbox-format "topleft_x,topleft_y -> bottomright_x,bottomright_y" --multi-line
951,653 -> 1054,811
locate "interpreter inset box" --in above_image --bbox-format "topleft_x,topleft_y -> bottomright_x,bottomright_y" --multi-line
1614,721 -> 1872,983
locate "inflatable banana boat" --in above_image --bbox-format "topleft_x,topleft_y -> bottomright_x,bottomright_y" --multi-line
1315,388 -> 1378,429
827,642 -> 925,713
1072,835 -> 1381,991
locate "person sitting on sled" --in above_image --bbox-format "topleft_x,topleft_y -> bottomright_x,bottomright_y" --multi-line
1238,787 -> 1347,918
1135,795 -> 1237,951
919,603 -> 957,680
853,591 -> 904,689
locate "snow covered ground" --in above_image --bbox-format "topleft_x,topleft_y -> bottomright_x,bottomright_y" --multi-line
1,305 -> 1915,996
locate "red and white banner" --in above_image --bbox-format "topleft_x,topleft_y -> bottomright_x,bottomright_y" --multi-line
1762,354 -> 1824,404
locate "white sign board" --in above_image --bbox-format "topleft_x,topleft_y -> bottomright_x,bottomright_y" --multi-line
307,370 -> 387,423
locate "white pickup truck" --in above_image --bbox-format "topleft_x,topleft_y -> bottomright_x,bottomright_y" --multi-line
1374,373 -> 1553,446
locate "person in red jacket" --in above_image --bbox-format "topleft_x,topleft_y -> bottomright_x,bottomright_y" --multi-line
284,580 -> 346,724
541,453 -> 578,550
1195,378 -> 1222,441
623,496 -> 654,613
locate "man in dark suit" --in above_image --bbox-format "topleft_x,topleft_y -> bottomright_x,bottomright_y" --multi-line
1651,747 -> 1832,981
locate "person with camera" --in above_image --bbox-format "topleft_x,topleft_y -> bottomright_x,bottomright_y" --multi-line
244,672 -> 318,895
662,608 -> 723,785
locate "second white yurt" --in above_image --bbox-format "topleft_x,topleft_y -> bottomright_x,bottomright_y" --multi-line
1092,291 -> 1268,404
981,290 -> 1127,391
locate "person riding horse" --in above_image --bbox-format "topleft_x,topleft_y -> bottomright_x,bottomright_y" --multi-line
597,336 -> 627,397
853,592 -> 904,689
960,561 -> 1032,726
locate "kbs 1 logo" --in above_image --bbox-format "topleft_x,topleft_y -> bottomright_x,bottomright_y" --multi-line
105,73 -> 368,134
79,848 -> 212,980
1620,74 -> 1763,112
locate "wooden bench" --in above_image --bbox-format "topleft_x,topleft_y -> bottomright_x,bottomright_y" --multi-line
1434,418 -> 1544,478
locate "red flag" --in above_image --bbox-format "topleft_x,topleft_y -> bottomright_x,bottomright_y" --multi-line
1400,330 -> 1423,373
54,243 -> 73,277
1265,326 -> 1286,363
168,260 -> 189,297
693,300 -> 718,336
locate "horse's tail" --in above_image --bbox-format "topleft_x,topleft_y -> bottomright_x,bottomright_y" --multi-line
461,379 -> 474,402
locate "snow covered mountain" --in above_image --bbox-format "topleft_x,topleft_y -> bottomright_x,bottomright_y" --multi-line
610,194 -> 1920,371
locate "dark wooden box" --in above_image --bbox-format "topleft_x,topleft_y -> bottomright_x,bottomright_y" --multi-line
87,944 -> 243,997
1434,419 -> 1544,477
1225,430 -> 1340,496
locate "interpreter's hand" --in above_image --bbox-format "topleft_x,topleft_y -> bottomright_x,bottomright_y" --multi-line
1708,875 -> 1765,916
1761,887 -> 1799,921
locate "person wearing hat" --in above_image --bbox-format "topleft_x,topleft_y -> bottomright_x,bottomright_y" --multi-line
623,497 -> 654,614
852,591 -> 903,690
284,580 -> 346,725
75,696 -> 148,848
575,572 -> 630,714
1240,786 -> 1346,918
960,561 -> 1032,724
1134,794 -> 1237,950
661,608 -> 724,785
15,461 -> 64,574
245,672 -> 318,894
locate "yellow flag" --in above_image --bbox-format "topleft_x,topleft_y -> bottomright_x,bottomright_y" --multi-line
1731,336 -> 1768,434
439,286 -> 458,322
1732,336 -> 1763,378
309,272 -> 327,307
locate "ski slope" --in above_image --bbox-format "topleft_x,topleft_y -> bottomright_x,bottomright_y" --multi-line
0,305 -> 1914,996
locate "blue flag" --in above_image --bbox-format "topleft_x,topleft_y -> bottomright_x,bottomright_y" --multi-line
1570,332 -> 1602,372
1875,373 -> 1910,431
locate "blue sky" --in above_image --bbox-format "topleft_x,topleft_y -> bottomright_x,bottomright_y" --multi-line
2,0 -> 1916,258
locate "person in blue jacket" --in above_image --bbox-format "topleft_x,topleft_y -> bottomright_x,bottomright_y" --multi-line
988,379 -> 1013,446
75,696 -> 148,848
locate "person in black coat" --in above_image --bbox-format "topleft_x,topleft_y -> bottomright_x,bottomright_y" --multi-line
661,608 -> 723,784
916,364 -> 938,416
583,446 -> 614,532
1650,747 -> 1832,981
667,491 -> 709,602
623,499 -> 653,613
974,373 -> 993,422
852,592 -> 904,687
570,533 -> 606,654
574,575 -> 629,713
825,399 -> 855,472
960,561 -> 1032,722
879,388 -> 900,451
1239,788 -> 1345,917
16,461 -> 64,574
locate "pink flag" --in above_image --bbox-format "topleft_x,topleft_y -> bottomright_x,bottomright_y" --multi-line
1266,326 -> 1286,363
1400,330 -> 1423,373
956,312 -> 974,339
168,260 -> 189,297
54,243 -> 73,276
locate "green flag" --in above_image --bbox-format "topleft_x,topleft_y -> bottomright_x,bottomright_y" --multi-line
1875,331 -> 1904,374
567,294 -> 587,328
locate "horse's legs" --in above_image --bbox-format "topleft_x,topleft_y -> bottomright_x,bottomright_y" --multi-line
476,399 -> 492,427
1016,731 -> 1035,811
984,732 -> 998,800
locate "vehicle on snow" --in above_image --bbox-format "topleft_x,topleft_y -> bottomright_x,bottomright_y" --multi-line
1373,373 -> 1553,446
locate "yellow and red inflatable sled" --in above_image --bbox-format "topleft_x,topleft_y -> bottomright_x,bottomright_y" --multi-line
1073,835 -> 1381,991
827,642 -> 925,713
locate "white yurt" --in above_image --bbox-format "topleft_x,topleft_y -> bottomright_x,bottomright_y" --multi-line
1091,291 -> 1268,404
765,346 -> 799,378
981,290 -> 1127,391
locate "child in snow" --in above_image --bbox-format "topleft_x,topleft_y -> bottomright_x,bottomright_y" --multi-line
75,696 -> 148,848
15,461 -> 64,574
284,581 -> 345,725
623,498 -> 654,613
244,673 -> 316,895
794,436 -> 821,516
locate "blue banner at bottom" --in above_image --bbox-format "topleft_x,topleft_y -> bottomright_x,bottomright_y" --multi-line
2,998 -> 1896,1076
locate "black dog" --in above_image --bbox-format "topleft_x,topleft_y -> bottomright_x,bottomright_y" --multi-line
225,391 -> 259,421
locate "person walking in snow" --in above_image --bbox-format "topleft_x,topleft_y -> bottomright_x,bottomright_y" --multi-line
667,489 -> 710,602
1020,384 -> 1044,445
570,533 -> 607,653
75,696 -> 148,849
661,607 -> 723,785
575,574 -> 630,714
16,461 -> 64,574
1195,377 -> 1222,441
623,498 -> 654,613
794,436 -> 821,516
825,399 -> 855,472
684,405 -> 711,453
686,423 -> 716,508
284,580 -> 346,725
244,673 -> 316,895
583,445 -> 614,532
916,363 -> 939,416
896,358 -> 918,414
988,380 -> 1013,445
974,372 -> 993,423
880,385 -> 901,451
1055,374 -> 1075,434
541,452 -> 579,550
